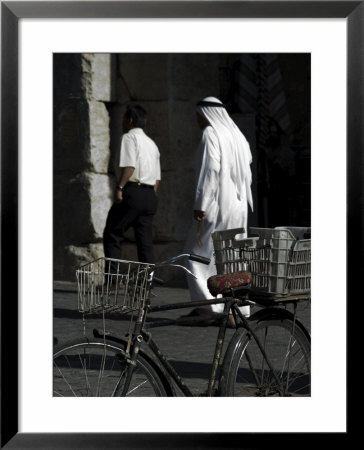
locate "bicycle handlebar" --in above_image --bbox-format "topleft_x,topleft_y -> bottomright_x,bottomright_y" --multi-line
151,253 -> 211,280
188,254 -> 210,265
158,253 -> 210,266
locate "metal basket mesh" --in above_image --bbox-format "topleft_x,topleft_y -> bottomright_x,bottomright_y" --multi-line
76,258 -> 154,314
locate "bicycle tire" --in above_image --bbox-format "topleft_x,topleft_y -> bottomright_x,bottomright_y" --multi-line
53,338 -> 168,397
219,308 -> 311,397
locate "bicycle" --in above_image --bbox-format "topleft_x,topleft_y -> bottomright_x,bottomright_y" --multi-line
53,250 -> 311,397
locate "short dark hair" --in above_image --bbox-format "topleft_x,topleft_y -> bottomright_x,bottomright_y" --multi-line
125,104 -> 147,129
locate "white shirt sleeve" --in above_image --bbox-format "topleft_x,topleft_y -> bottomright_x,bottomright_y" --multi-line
119,133 -> 137,168
156,152 -> 161,181
194,127 -> 221,211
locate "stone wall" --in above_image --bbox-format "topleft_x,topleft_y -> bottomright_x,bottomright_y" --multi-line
54,54 -> 114,280
54,53 -> 227,282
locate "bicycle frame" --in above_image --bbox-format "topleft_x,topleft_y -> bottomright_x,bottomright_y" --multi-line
91,294 -> 241,396
144,296 -> 237,397
94,289 -> 309,397
86,253 -> 310,397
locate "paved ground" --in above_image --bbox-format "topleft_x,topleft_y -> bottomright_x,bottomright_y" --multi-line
53,282 -> 311,397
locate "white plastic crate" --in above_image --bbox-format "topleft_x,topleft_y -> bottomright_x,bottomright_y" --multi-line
212,227 -> 311,296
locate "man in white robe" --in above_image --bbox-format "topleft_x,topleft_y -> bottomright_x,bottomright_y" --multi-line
183,97 -> 253,325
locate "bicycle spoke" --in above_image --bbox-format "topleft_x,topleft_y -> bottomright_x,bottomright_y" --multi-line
126,377 -> 149,396
223,316 -> 310,397
54,362 -> 78,397
96,352 -> 107,397
260,326 -> 268,386
54,340 -> 167,397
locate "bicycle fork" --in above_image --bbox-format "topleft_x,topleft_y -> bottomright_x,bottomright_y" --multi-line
206,299 -> 232,396
118,307 -> 147,397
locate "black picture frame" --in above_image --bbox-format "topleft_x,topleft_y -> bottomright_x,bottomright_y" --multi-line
1,1 -> 359,448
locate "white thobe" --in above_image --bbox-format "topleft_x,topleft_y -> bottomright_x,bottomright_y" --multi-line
184,125 -> 250,314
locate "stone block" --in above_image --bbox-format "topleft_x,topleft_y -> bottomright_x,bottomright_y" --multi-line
54,100 -> 90,172
168,100 -> 201,170
115,76 -> 131,105
54,172 -> 113,245
141,101 -> 170,168
89,53 -> 117,102
55,243 -> 104,281
53,54 -> 83,105
89,100 -> 110,173
117,54 -> 169,100
54,172 -> 92,245
169,54 -> 221,101
54,99 -> 111,174
88,172 -> 114,238
80,54 -> 93,98
153,169 -> 195,242
108,103 -> 125,176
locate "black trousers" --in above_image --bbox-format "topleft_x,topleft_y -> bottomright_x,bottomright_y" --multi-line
103,183 -> 158,268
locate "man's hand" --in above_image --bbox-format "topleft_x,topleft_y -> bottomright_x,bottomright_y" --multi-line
115,189 -> 123,203
115,166 -> 134,204
194,210 -> 206,222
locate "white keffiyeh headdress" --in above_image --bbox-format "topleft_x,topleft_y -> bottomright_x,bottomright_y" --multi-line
196,96 -> 253,211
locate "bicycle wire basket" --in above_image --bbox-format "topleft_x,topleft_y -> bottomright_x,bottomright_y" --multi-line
76,257 -> 154,314
212,227 -> 311,296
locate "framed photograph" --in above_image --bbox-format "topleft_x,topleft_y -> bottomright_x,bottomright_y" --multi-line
2,1 -> 359,448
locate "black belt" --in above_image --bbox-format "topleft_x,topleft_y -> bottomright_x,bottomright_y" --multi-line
126,181 -> 154,189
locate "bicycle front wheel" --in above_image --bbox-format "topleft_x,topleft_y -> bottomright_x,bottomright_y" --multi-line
53,338 -> 167,397
220,310 -> 311,397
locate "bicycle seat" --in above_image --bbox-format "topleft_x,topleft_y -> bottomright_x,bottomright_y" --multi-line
207,271 -> 252,297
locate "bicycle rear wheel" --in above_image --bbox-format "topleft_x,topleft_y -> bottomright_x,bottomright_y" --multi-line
53,338 -> 167,397
220,310 -> 311,397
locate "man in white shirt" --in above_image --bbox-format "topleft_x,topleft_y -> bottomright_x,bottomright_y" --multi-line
103,104 -> 161,268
